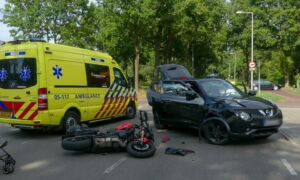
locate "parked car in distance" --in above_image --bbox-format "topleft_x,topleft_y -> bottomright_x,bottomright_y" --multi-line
253,79 -> 281,91
147,64 -> 283,145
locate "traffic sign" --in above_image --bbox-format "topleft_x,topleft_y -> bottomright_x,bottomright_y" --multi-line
249,61 -> 256,68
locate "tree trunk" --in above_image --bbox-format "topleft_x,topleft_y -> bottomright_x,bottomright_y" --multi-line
243,50 -> 250,85
165,29 -> 174,64
280,50 -> 291,87
134,43 -> 140,93
153,25 -> 162,81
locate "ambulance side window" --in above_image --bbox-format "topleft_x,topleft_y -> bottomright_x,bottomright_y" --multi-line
113,68 -> 128,87
85,64 -> 110,88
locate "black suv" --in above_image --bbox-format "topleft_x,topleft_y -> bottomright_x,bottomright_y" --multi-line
147,64 -> 283,145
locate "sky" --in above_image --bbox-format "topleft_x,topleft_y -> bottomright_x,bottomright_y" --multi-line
0,0 -> 12,42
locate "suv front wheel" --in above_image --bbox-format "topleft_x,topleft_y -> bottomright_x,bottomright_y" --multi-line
202,121 -> 230,145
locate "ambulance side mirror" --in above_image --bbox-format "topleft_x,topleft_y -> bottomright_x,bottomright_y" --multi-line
127,77 -> 134,88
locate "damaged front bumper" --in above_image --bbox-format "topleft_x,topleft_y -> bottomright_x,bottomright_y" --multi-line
230,127 -> 279,138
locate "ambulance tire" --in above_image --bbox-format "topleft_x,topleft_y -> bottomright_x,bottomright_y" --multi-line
62,111 -> 80,133
125,103 -> 136,119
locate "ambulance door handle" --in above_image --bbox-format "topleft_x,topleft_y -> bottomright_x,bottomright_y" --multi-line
26,91 -> 31,95
14,96 -> 21,100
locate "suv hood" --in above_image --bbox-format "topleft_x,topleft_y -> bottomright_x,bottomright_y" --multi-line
217,96 -> 276,109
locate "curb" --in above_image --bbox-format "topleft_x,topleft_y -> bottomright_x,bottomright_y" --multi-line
279,128 -> 300,148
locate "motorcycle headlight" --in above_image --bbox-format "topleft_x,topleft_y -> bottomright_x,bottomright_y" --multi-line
236,111 -> 251,121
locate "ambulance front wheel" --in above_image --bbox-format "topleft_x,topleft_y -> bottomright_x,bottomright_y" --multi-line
125,103 -> 136,119
62,111 -> 80,133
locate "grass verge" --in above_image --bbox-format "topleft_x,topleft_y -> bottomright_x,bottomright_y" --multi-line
257,91 -> 285,102
287,89 -> 300,95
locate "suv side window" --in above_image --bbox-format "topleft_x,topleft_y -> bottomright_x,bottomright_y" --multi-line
85,64 -> 110,88
113,68 -> 128,87
162,81 -> 188,97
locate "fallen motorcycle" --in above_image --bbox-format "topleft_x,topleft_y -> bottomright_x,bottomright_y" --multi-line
0,141 -> 16,174
61,110 -> 156,158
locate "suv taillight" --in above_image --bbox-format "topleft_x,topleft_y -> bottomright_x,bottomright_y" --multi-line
38,88 -> 48,110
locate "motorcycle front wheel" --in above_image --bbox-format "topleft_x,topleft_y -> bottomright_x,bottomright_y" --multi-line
126,141 -> 156,158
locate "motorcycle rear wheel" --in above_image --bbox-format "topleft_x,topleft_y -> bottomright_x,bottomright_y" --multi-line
127,141 -> 156,158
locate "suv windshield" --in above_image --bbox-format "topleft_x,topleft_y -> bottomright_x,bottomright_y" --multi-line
0,58 -> 37,89
198,80 -> 244,98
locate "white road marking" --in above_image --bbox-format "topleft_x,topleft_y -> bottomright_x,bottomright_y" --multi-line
103,158 -> 127,174
281,159 -> 298,176
20,160 -> 49,171
21,141 -> 30,145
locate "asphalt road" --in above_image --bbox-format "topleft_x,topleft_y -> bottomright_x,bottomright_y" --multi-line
1,108 -> 300,180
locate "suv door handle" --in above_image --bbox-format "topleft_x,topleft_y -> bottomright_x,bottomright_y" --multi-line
14,96 -> 21,100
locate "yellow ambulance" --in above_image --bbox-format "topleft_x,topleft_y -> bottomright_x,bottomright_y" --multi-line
0,40 -> 137,131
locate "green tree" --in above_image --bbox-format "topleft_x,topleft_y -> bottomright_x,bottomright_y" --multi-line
1,0 -> 93,43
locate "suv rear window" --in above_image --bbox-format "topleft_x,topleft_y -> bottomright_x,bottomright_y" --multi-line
0,58 -> 37,89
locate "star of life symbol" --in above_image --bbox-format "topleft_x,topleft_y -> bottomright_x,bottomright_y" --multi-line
0,68 -> 8,82
20,66 -> 31,81
53,65 -> 63,79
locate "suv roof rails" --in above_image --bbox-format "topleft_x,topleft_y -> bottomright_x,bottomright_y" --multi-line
7,39 -> 46,45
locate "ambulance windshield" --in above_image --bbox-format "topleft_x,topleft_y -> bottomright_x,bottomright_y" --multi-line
0,58 -> 37,89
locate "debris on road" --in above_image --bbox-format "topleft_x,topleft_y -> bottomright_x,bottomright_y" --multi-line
160,133 -> 170,143
165,147 -> 195,156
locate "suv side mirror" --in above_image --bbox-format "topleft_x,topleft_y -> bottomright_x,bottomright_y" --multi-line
186,91 -> 198,100
248,90 -> 257,96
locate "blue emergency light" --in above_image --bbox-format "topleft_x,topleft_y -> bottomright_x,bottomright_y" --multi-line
91,57 -> 105,62
4,51 -> 26,56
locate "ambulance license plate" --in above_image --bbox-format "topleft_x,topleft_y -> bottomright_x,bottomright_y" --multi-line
0,111 -> 12,118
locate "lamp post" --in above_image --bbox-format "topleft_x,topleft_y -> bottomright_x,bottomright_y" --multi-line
234,52 -> 236,84
228,63 -> 231,81
236,10 -> 254,91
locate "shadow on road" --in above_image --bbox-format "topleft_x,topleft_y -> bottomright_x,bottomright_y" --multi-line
158,126 -> 281,146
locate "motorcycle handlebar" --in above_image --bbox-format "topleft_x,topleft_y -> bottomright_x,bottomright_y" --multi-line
139,110 -> 148,122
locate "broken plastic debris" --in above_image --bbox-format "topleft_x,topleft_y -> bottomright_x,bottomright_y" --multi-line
165,147 -> 195,156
